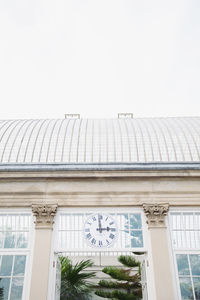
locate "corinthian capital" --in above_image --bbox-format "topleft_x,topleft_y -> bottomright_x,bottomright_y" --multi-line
143,203 -> 169,228
32,204 -> 58,229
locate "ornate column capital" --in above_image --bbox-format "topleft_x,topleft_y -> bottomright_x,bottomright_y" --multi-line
32,204 -> 58,229
143,203 -> 169,228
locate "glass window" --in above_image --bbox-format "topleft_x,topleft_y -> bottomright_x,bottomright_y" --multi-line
179,277 -> 193,300
57,211 -> 144,251
170,212 -> 200,250
193,278 -> 200,300
0,214 -> 30,249
0,213 -> 32,300
0,255 -> 26,300
170,212 -> 200,300
176,254 -> 190,276
176,254 -> 200,300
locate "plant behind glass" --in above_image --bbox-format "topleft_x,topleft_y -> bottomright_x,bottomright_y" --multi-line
59,256 -> 96,300
95,255 -> 142,300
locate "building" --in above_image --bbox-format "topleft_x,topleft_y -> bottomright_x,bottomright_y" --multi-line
0,116 -> 200,300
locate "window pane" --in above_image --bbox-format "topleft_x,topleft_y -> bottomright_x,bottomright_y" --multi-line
10,277 -> 24,300
118,214 -> 129,231
130,214 -> 142,229
183,213 -> 194,230
170,212 -> 200,250
190,255 -> 200,276
131,231 -> 143,247
16,232 -> 28,249
18,215 -> 30,231
13,256 -> 26,276
0,233 -> 4,249
176,254 -> 190,275
0,278 -> 10,300
193,278 -> 200,300
0,256 -> 13,276
0,215 -> 31,250
179,277 -> 194,300
121,230 -> 130,248
4,232 -> 15,248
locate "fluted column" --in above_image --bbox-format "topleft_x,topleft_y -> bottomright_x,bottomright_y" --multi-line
143,203 -> 175,300
29,204 -> 57,300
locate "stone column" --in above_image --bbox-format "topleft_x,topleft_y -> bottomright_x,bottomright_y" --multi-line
29,204 -> 57,300
143,203 -> 175,300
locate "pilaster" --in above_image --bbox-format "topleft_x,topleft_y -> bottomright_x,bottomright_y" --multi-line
29,204 -> 57,300
143,203 -> 175,300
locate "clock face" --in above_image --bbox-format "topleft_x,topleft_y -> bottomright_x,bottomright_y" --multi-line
84,213 -> 117,248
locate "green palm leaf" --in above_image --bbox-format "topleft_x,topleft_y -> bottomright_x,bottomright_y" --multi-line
59,256 -> 96,300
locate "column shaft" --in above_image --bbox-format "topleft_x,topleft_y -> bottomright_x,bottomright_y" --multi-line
29,229 -> 52,300
149,227 -> 174,300
29,204 -> 57,300
143,203 -> 175,300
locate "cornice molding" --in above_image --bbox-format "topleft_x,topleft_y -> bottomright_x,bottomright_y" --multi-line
32,204 -> 58,229
143,203 -> 169,228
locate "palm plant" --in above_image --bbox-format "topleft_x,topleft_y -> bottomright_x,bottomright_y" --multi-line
59,256 -> 96,300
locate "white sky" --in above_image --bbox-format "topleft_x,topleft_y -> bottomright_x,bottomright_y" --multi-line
0,0 -> 200,119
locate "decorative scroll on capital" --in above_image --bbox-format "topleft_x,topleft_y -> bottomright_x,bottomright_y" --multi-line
143,203 -> 169,228
32,204 -> 58,229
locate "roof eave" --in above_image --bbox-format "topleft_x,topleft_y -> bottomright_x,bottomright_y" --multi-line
0,162 -> 200,172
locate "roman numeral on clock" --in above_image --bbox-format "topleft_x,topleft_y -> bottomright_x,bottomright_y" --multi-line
86,233 -> 91,239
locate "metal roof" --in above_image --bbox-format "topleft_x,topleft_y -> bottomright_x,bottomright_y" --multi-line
0,117 -> 199,164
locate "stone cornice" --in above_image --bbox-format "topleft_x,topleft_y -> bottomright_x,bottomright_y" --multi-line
0,169 -> 200,179
143,203 -> 169,228
32,204 -> 58,229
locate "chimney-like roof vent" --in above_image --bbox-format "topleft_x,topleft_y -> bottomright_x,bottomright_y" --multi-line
65,114 -> 80,119
118,113 -> 133,119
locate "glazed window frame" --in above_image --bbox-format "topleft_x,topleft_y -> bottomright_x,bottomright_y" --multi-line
50,207 -> 150,300
54,207 -> 147,252
169,210 -> 200,300
0,210 -> 33,300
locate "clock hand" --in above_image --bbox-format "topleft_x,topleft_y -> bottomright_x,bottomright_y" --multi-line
97,227 -> 110,231
98,214 -> 102,233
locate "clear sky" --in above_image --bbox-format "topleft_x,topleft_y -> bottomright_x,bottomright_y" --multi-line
0,0 -> 200,119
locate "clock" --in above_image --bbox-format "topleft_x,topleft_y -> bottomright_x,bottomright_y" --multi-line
84,213 -> 117,248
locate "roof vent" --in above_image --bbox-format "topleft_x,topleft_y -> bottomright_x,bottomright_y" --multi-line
118,113 -> 133,119
65,114 -> 80,119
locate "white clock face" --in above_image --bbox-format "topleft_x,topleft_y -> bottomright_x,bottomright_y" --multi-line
84,213 -> 117,248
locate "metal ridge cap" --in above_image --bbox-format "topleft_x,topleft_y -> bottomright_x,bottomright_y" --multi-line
0,162 -> 200,171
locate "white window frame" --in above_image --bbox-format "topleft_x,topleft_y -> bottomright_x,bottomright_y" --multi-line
48,207 -> 156,300
54,207 -> 147,253
168,207 -> 200,300
174,251 -> 200,300
0,209 -> 34,300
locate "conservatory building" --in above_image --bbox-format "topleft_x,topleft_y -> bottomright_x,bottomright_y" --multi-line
0,116 -> 200,300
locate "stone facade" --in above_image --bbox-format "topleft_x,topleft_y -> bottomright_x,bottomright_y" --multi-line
0,169 -> 199,300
